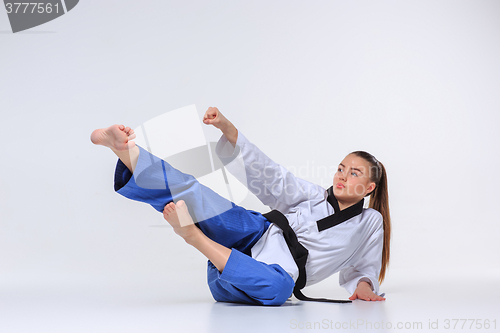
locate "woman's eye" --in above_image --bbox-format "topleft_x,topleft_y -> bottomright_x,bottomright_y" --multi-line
338,168 -> 343,172
351,172 -> 358,177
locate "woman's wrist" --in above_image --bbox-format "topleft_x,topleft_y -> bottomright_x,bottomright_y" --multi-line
357,280 -> 373,290
221,122 -> 238,146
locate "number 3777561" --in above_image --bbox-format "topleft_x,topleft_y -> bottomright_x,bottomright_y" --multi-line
5,2 -> 61,14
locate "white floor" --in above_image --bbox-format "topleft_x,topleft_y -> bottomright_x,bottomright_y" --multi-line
2,268 -> 498,333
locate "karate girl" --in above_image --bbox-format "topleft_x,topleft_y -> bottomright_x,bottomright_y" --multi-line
90,107 -> 391,306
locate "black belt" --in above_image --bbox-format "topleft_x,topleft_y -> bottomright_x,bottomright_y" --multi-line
262,209 -> 352,304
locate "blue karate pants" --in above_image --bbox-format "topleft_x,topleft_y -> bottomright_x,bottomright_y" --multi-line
114,146 -> 295,306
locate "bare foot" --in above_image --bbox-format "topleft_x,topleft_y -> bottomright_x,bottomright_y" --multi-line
163,200 -> 202,241
90,124 -> 136,151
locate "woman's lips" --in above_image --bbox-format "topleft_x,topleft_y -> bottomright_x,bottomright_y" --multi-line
336,183 -> 345,189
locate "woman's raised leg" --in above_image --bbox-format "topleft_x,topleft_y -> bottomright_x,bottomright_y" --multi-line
91,124 -> 270,255
91,123 -> 231,219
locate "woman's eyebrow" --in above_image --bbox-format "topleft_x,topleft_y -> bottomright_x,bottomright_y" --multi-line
339,163 -> 364,174
352,168 -> 364,174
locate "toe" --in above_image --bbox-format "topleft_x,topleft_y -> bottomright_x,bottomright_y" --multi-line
163,202 -> 173,213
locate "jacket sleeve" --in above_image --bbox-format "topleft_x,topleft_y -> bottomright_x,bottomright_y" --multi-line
215,131 -> 323,213
338,216 -> 384,296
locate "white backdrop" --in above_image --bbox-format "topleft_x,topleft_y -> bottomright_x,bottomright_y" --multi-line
1,0 -> 499,311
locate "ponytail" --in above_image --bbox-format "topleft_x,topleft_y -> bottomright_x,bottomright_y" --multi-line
350,152 -> 391,284
368,162 -> 391,284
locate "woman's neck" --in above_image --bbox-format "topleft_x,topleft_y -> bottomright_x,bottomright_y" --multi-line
337,199 -> 359,211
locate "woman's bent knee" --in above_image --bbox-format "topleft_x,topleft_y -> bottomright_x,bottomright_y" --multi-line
260,275 -> 295,306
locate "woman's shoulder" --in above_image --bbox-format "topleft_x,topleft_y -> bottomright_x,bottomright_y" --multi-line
362,208 -> 384,230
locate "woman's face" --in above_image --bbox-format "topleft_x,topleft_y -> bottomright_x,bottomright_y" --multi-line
333,154 -> 376,203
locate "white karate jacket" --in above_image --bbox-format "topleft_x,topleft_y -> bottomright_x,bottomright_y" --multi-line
215,131 -> 384,296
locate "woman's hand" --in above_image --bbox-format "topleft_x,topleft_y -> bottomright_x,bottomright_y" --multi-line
203,107 -> 229,129
349,281 -> 386,301
203,107 -> 238,146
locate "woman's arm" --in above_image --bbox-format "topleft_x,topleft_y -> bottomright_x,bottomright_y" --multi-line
203,107 -> 323,212
339,213 -> 385,300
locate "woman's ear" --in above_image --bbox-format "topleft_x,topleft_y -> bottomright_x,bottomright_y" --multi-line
365,182 -> 376,196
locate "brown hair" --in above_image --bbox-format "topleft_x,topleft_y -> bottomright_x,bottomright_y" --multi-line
350,151 -> 391,284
